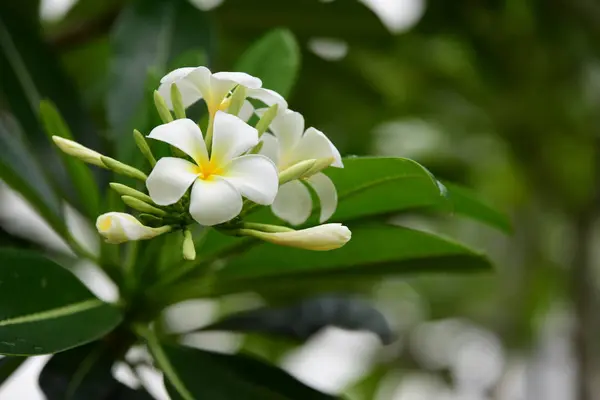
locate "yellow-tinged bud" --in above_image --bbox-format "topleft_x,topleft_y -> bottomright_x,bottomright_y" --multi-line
238,223 -> 351,251
96,212 -> 171,244
52,136 -> 106,168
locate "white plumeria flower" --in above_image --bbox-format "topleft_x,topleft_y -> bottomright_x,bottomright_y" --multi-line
96,213 -> 170,244
259,109 -> 343,225
157,66 -> 287,115
246,223 -> 351,251
145,111 -> 279,226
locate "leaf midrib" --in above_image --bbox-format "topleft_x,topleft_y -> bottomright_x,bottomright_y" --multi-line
0,299 -> 103,327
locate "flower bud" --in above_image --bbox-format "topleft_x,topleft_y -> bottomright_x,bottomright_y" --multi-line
303,156 -> 336,177
182,229 -> 196,260
170,84 -> 186,119
109,182 -> 154,203
226,85 -> 247,116
133,129 -> 157,167
154,90 -> 174,123
255,103 -> 279,137
52,136 -> 106,168
121,195 -> 166,216
96,212 -> 171,244
278,159 -> 317,185
239,223 -> 351,251
101,156 -> 148,181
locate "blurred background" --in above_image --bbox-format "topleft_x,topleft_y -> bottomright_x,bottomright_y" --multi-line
1,0 -> 598,399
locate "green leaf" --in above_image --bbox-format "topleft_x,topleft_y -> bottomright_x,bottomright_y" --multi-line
107,0 -> 214,161
210,223 -> 491,294
39,342 -> 153,400
0,3 -> 101,206
200,295 -> 394,344
0,356 -> 26,388
442,181 -> 512,232
39,100 -> 101,220
235,29 -> 301,98
157,343 -> 338,399
0,116 -> 67,237
0,249 -> 122,355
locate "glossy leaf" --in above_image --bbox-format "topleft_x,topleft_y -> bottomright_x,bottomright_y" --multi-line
235,29 -> 301,98
200,295 -> 394,344
107,0 -> 213,161
39,100 -> 101,220
442,181 -> 512,232
157,343 -> 337,399
0,356 -> 26,388
39,342 -> 153,400
0,3 -> 100,206
0,249 -> 122,355
0,116 -> 67,237
209,223 -> 491,295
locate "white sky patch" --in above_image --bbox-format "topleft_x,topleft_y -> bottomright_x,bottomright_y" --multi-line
361,0 -> 425,34
308,38 -> 349,61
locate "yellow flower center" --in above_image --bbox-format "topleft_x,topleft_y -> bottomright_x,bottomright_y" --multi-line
194,161 -> 223,181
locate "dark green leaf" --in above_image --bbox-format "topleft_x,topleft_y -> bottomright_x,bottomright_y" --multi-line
0,116 -> 67,237
39,342 -> 153,400
159,343 -> 338,399
39,100 -> 101,220
107,0 -> 214,160
235,29 -> 301,98
0,3 -> 101,208
201,295 -> 394,344
441,181 -> 512,232
0,249 -> 122,355
0,356 -> 26,388
211,223 -> 491,294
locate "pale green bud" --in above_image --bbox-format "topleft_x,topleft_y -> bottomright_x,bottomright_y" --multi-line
52,136 -> 106,168
154,90 -> 174,124
255,103 -> 279,137
226,85 -> 247,116
171,84 -> 186,120
133,129 -> 157,167
101,156 -> 148,181
278,159 -> 317,185
121,195 -> 166,216
182,229 -> 196,261
109,182 -> 153,204
303,156 -> 336,177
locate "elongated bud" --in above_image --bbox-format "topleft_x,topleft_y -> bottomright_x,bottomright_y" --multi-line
133,129 -> 157,167
96,212 -> 171,244
237,223 -> 351,251
101,156 -> 148,181
303,156 -> 335,177
154,91 -> 174,123
52,136 -> 106,168
248,140 -> 264,155
171,84 -> 186,119
121,195 -> 166,216
278,159 -> 317,185
226,86 -> 247,116
182,229 -> 196,260
138,213 -> 164,226
109,182 -> 153,203
255,103 -> 278,137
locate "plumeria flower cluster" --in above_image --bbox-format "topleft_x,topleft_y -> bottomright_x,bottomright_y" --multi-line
52,66 -> 351,259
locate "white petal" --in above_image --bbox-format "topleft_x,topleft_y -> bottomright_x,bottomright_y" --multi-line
307,173 -> 337,223
211,111 -> 258,164
238,100 -> 255,122
271,180 -> 312,225
258,133 -> 280,166
157,67 -> 203,109
268,109 -> 304,154
249,223 -> 351,251
221,155 -> 278,205
290,127 -> 343,168
212,72 -> 262,89
188,178 -> 242,226
247,88 -> 288,110
146,158 -> 198,206
148,119 -> 208,166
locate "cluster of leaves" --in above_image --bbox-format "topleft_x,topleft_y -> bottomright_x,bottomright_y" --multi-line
0,0 -> 509,399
